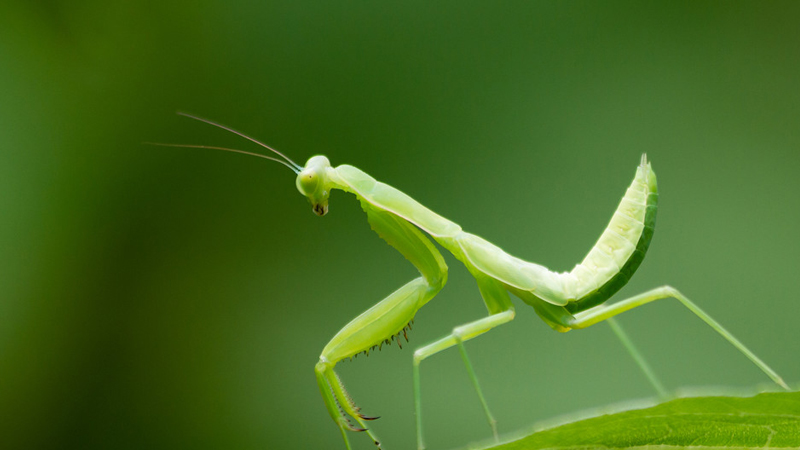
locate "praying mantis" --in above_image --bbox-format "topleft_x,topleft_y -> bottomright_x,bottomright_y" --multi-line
158,112 -> 790,450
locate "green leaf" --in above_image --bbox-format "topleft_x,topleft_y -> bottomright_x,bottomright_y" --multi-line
481,391 -> 800,450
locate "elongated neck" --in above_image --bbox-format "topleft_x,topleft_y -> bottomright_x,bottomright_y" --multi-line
329,165 -> 462,238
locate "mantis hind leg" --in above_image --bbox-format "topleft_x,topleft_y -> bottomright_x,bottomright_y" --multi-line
413,275 -> 514,450
567,286 -> 789,390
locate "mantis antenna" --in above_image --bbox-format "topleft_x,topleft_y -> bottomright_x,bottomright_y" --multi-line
143,142 -> 301,174
148,111 -> 304,173
178,112 -> 302,171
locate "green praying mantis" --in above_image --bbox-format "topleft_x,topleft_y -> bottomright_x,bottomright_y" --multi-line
158,112 -> 790,450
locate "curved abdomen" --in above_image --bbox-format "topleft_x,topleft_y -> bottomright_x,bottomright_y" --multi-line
440,156 -> 658,310
564,155 -> 658,312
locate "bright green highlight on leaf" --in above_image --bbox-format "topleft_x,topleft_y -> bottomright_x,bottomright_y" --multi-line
482,391 -> 800,450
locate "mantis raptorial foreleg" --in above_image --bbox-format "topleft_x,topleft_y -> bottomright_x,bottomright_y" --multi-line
315,206 -> 448,449
568,286 -> 790,390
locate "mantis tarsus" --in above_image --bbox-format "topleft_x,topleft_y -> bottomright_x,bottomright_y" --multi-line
159,112 -> 790,450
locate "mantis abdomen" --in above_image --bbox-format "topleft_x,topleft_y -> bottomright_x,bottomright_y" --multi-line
565,156 -> 658,311
427,156 -> 657,313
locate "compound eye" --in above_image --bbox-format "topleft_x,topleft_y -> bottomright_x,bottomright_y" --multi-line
298,171 -> 319,195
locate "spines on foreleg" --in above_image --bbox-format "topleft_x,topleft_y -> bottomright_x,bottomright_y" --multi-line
347,320 -> 415,359
317,359 -> 384,448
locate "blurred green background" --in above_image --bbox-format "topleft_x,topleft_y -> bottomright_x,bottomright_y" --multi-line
1,1 -> 798,449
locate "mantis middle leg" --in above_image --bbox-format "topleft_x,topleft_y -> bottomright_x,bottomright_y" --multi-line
413,274 -> 515,450
315,207 -> 448,449
566,285 -> 790,390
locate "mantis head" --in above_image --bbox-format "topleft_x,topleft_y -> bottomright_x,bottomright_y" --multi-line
297,155 -> 332,216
